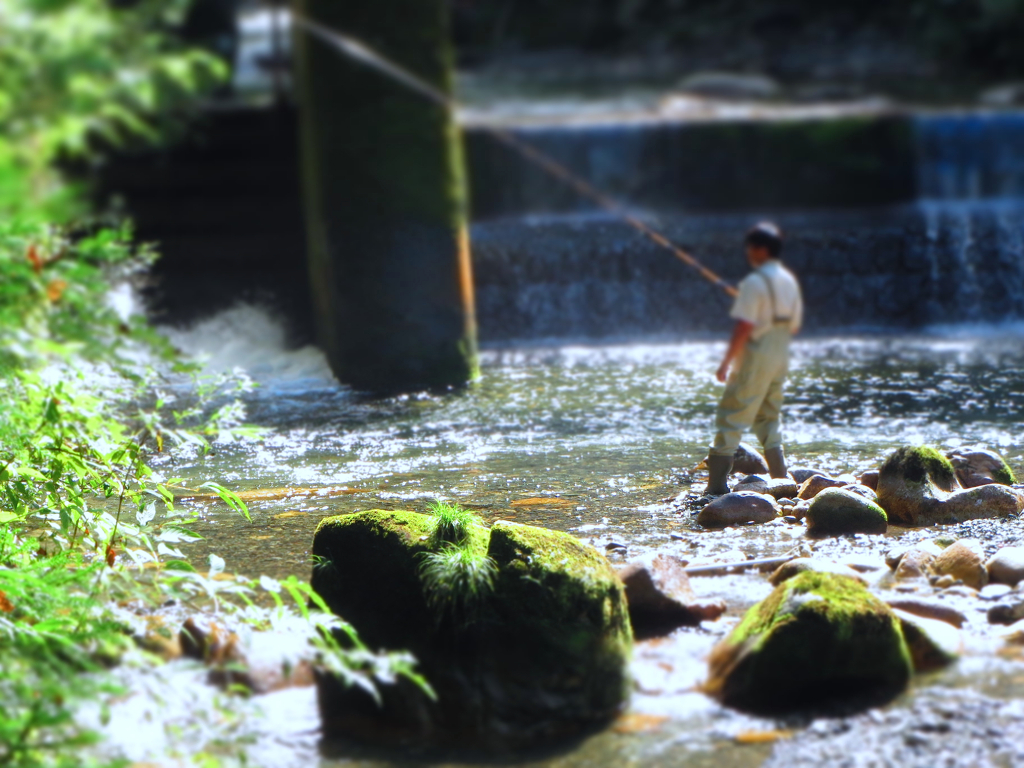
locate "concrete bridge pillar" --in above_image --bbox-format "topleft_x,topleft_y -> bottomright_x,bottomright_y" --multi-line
292,0 -> 478,392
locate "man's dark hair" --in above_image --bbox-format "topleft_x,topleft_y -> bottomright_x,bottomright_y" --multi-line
745,222 -> 783,257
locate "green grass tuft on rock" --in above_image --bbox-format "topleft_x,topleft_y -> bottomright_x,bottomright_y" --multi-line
427,500 -> 481,545
420,545 -> 498,624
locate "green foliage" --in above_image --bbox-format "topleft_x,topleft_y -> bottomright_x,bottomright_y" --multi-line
426,499 -> 480,544
0,4 -> 429,764
0,0 -> 228,222
419,545 -> 497,625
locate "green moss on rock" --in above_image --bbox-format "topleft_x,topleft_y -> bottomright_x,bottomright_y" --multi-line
311,510 -> 488,655
882,447 -> 958,489
483,522 -> 633,723
706,572 -> 912,715
311,511 -> 631,749
806,487 -> 888,537
995,464 -> 1017,486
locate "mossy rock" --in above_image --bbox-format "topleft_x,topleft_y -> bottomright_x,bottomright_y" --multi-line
806,488 -> 888,537
705,572 -> 912,715
876,446 -> 956,525
877,446 -> 1022,526
947,448 -> 1016,487
310,510 -> 489,657
311,510 -> 631,751
481,522 -> 632,736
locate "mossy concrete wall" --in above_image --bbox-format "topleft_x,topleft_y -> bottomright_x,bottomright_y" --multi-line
292,0 -> 478,392
466,115 -> 915,217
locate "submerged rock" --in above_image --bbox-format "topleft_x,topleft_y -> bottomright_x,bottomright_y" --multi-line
860,469 -> 880,491
805,488 -> 888,537
179,617 -> 315,694
797,474 -> 845,500
696,492 -> 778,528
791,468 -> 826,485
618,554 -> 725,638
733,443 -> 770,475
877,446 -> 1023,526
704,572 -> 912,715
931,539 -> 989,590
987,546 -> 1024,587
310,510 -> 632,750
735,474 -> 799,500
946,447 -> 1016,488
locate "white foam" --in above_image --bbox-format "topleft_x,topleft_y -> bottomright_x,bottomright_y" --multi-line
161,304 -> 335,387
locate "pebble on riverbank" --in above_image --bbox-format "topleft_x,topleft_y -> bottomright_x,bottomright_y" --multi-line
986,546 -> 1024,587
931,539 -> 989,590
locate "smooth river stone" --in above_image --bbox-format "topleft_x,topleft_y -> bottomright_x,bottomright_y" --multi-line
932,540 -> 989,590
696,492 -> 778,529
618,554 -> 725,637
798,474 -> 845,500
885,598 -> 966,628
986,546 -> 1024,587
860,469 -> 880,491
891,609 -> 961,673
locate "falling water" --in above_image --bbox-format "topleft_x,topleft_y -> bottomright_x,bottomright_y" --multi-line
465,110 -> 1024,340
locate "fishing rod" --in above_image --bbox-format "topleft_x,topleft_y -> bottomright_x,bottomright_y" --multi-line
293,15 -> 739,299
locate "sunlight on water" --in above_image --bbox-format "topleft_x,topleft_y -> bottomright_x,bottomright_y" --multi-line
156,305 -> 1024,584
123,307 -> 1024,767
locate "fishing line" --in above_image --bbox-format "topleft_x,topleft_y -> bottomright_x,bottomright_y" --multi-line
294,15 -> 739,299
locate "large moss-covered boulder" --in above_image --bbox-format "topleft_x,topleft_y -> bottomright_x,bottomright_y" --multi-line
877,446 -> 1023,526
310,510 -> 631,750
310,510 -> 489,655
805,487 -> 888,537
705,572 -> 912,715
481,522 -> 632,733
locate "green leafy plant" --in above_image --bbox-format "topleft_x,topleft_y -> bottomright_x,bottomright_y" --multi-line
0,3 -> 432,764
0,0 -> 229,222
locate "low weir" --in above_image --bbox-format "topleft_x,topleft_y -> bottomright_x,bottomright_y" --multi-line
468,109 -> 1024,339
98,105 -> 1024,340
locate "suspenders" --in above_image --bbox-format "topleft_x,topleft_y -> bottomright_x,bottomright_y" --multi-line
757,270 -> 793,325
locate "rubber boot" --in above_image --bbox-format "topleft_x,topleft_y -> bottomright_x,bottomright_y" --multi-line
705,454 -> 734,496
765,447 -> 788,479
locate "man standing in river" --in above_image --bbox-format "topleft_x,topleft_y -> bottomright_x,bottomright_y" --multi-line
705,222 -> 803,495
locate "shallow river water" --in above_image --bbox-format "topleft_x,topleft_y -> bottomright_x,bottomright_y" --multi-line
133,308 -> 1024,768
